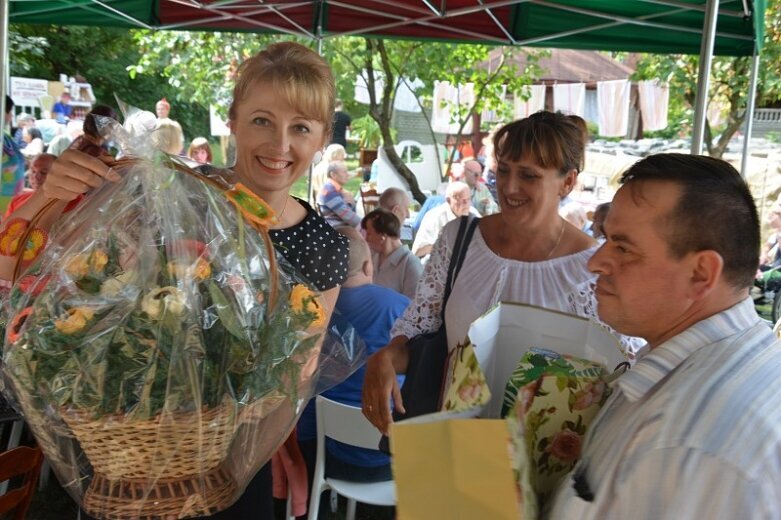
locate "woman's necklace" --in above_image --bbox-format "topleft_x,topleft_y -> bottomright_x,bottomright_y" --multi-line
546,219 -> 566,260
276,196 -> 290,224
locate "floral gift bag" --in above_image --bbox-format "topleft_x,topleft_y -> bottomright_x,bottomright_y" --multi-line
503,348 -> 611,506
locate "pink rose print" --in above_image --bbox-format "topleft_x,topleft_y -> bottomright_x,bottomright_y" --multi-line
545,429 -> 582,462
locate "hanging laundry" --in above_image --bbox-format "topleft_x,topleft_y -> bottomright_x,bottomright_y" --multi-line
513,84 -> 546,119
431,81 -> 474,134
597,79 -> 630,137
354,73 -> 423,112
553,83 -> 585,118
637,80 -> 669,132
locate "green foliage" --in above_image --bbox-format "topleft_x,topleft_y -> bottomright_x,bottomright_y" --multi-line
630,0 -> 781,154
9,24 -> 210,140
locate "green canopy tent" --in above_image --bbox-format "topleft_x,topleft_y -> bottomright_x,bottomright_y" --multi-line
1,0 -> 767,169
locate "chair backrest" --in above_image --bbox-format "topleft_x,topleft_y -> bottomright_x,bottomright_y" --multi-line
316,396 -> 382,451
360,185 -> 380,215
0,445 -> 44,520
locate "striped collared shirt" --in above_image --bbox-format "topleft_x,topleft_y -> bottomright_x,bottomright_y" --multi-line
548,297 -> 781,519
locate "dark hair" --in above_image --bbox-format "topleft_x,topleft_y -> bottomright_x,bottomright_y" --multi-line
493,111 -> 586,175
5,95 -> 13,115
83,104 -> 117,138
26,127 -> 42,140
620,153 -> 759,289
361,208 -> 401,239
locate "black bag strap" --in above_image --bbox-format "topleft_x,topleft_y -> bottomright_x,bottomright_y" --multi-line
441,216 -> 480,320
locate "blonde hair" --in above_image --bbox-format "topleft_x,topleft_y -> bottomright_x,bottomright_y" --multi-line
187,137 -> 213,162
152,118 -> 184,155
228,41 -> 335,131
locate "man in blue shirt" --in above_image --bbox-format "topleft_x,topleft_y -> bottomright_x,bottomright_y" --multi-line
298,227 -> 409,485
52,92 -> 73,122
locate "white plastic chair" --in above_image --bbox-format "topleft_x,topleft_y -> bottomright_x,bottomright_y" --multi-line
307,396 -> 395,520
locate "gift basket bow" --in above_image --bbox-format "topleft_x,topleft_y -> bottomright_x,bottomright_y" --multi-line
0,105 -> 353,519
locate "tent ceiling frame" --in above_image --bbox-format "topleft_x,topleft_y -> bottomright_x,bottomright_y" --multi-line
530,0 -> 753,42
639,0 -> 744,17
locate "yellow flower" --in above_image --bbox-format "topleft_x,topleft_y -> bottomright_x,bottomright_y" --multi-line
193,258 -> 212,281
289,284 -> 326,328
100,271 -> 137,298
141,286 -> 187,320
54,307 -> 95,335
64,254 -> 90,278
90,250 -> 108,272
167,258 -> 212,282
167,261 -> 189,280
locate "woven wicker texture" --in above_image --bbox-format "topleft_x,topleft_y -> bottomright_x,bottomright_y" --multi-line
63,403 -> 236,480
82,466 -> 237,520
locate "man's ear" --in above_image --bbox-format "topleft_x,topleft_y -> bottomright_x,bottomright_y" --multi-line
688,250 -> 724,299
362,259 -> 373,279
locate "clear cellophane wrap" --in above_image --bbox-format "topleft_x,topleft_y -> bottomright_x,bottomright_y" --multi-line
0,106 -> 363,519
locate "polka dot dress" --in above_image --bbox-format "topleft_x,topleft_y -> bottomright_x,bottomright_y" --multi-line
269,199 -> 349,291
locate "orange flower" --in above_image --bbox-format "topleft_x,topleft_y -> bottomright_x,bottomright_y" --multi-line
7,307 -> 33,344
54,307 -> 95,335
0,218 -> 29,256
89,250 -> 108,271
22,228 -> 49,262
64,254 -> 90,278
226,183 -> 277,228
289,284 -> 326,328
167,258 -> 211,281
17,274 -> 51,297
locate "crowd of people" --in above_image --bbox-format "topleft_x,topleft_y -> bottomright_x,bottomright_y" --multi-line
2,40 -> 781,520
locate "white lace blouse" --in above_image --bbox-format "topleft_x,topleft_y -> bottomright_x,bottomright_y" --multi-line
391,218 -> 643,357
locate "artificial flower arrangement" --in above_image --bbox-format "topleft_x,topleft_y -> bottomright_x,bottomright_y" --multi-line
0,109 -> 341,520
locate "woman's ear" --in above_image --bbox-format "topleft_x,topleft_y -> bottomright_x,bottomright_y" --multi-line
560,169 -> 578,197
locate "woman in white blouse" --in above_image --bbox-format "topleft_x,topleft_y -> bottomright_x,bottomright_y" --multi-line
362,111 -> 638,433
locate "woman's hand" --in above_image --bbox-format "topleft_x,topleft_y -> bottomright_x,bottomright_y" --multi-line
362,336 -> 410,435
42,149 -> 120,202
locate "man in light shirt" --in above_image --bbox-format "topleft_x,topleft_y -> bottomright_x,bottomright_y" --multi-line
461,159 -> 499,215
412,181 -> 478,260
549,154 -> 781,519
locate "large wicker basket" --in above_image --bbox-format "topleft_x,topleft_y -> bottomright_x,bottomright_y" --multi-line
61,402 -> 237,480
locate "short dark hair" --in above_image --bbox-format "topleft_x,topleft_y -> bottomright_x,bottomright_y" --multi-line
493,111 -> 586,175
5,96 -> 13,115
26,127 -> 42,140
361,208 -> 400,238
620,153 -> 759,289
83,104 -> 117,138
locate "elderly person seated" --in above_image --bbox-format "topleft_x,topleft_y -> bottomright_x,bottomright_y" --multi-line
378,187 -> 414,241
362,208 -> 422,299
317,160 -> 361,229
412,181 -> 479,260
462,159 -> 499,215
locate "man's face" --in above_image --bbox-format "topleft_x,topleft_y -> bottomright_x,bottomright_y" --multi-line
156,102 -> 170,119
447,189 -> 472,217
462,161 -> 481,188
588,181 -> 695,346
393,193 -> 411,222
61,94 -> 71,105
30,155 -> 54,189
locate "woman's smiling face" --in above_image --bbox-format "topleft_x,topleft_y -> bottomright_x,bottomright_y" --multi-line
231,81 -> 327,197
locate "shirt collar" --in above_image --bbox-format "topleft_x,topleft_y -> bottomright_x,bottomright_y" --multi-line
385,244 -> 409,267
617,297 -> 760,402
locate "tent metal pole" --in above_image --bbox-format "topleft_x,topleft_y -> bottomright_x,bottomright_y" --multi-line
1,0 -> 9,125
691,0 -> 719,155
740,48 -> 760,178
